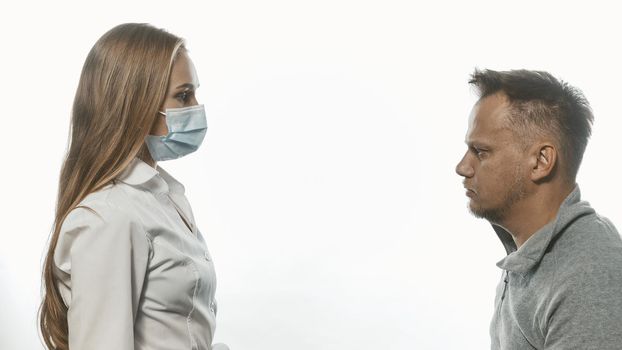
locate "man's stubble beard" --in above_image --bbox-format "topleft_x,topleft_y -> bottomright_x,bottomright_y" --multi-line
469,167 -> 527,224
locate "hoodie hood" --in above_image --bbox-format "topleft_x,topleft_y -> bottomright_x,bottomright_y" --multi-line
493,186 -> 595,274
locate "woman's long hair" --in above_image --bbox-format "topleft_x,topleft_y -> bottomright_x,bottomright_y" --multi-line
39,23 -> 185,350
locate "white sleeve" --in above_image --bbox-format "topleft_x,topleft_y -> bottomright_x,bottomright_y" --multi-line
54,205 -> 151,350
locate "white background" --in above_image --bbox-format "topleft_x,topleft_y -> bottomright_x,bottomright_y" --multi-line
1,1 -> 621,349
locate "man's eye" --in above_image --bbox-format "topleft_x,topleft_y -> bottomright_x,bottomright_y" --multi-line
471,147 -> 487,158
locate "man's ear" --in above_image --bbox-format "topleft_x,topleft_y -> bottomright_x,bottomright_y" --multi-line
530,143 -> 557,182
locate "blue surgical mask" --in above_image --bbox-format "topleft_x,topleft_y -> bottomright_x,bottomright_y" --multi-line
145,104 -> 207,161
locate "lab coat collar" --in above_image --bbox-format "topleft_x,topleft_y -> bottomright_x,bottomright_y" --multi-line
156,165 -> 186,195
117,157 -> 185,195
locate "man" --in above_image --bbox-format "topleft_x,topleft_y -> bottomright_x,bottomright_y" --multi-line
455,69 -> 622,349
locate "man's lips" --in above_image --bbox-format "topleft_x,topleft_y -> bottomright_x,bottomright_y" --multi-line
462,181 -> 476,197
463,185 -> 476,197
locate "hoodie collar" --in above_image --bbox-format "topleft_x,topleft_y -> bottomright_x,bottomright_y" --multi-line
494,186 -> 595,274
116,157 -> 185,195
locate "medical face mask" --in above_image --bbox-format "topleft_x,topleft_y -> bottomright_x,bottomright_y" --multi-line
145,104 -> 207,161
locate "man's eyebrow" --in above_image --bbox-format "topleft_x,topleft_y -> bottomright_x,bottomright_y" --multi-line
465,140 -> 492,148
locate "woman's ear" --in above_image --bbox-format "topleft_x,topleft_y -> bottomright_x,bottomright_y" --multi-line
530,143 -> 557,182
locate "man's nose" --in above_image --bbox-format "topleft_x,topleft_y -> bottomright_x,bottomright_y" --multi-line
455,152 -> 474,178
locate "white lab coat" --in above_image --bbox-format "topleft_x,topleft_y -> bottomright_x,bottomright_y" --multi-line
53,157 -> 229,350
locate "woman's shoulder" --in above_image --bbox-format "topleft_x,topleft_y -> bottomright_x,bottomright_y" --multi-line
67,181 -> 139,219
55,184 -> 152,274
59,182 -> 149,239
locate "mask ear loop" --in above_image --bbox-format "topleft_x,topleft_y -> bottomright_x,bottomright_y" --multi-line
158,111 -> 166,116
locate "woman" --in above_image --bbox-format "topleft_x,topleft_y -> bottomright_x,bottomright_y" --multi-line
39,23 -> 229,350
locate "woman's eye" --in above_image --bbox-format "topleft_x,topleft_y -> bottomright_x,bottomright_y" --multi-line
176,91 -> 192,102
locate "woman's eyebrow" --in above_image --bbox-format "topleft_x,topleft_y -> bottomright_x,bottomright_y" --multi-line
175,83 -> 196,89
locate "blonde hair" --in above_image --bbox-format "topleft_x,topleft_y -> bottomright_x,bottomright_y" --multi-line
39,23 -> 185,349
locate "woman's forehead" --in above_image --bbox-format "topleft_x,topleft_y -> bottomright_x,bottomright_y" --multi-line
169,52 -> 199,89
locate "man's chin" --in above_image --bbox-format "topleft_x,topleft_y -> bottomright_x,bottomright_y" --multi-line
468,205 -> 485,219
469,203 -> 503,223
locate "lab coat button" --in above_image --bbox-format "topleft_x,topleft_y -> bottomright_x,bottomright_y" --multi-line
204,251 -> 210,261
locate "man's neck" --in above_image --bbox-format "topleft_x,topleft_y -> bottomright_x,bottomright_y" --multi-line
498,183 -> 575,248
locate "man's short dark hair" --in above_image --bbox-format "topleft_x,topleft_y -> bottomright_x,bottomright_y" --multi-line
469,68 -> 594,182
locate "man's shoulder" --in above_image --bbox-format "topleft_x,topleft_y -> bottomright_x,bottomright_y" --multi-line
537,214 -> 622,350
549,212 -> 622,286
557,211 -> 622,252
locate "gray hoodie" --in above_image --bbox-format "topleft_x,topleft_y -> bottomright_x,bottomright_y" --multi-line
490,186 -> 622,349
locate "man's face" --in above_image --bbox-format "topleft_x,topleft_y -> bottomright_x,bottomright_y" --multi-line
455,93 -> 529,223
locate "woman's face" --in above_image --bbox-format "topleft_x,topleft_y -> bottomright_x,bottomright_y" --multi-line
150,50 -> 200,136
